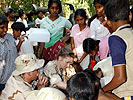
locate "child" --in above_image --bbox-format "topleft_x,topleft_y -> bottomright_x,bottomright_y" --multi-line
39,0 -> 72,62
70,9 -> 90,70
103,0 -> 133,99
4,8 -> 14,34
83,38 -> 100,70
35,10 -> 44,28
0,14 -> 18,95
16,9 -> 28,28
11,22 -> 37,55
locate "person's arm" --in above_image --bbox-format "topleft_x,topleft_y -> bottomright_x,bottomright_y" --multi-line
102,20 -> 113,33
103,36 -> 127,92
61,28 -> 71,43
99,89 -> 122,100
77,52 -> 88,63
16,35 -> 26,52
56,81 -> 67,90
98,15 -> 113,34
104,91 -> 122,100
90,20 -> 96,39
39,42 -> 44,59
103,65 -> 126,92
71,37 -> 78,61
71,37 -> 76,55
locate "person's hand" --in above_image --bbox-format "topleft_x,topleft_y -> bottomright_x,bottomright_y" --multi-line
37,73 -> 48,90
60,36 -> 70,44
18,34 -> 28,43
74,57 -> 78,62
66,28 -> 70,33
77,60 -> 82,63
98,16 -> 105,24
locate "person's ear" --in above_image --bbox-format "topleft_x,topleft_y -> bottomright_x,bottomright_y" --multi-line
129,11 -> 132,22
58,56 -> 63,61
18,30 -> 21,34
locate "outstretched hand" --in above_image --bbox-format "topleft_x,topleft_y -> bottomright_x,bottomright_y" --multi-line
37,71 -> 49,90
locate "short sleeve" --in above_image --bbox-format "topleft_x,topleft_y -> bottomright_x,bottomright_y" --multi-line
109,35 -> 126,66
90,21 -> 96,39
70,25 -> 77,37
35,18 -> 40,25
64,19 -> 72,29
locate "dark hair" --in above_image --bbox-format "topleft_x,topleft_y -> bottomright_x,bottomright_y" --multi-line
93,0 -> 107,6
104,0 -> 129,22
18,9 -> 25,17
36,10 -> 43,15
57,47 -> 74,60
0,14 -> 9,25
67,70 -> 100,100
83,38 -> 100,54
4,8 -> 14,17
74,9 -> 87,20
48,0 -> 62,14
11,22 -> 26,32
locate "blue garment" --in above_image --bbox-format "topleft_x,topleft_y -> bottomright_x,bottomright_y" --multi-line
0,33 -> 18,88
109,35 -> 126,66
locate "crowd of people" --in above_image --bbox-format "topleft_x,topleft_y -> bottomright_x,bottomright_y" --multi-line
0,0 -> 133,100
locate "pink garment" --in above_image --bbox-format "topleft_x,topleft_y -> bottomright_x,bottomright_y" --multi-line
98,37 -> 110,60
70,24 -> 90,57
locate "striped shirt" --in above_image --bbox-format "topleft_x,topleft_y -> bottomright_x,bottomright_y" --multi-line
0,33 -> 18,84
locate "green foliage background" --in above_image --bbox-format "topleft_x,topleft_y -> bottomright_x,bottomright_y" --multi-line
0,0 -> 133,19
0,0 -> 95,18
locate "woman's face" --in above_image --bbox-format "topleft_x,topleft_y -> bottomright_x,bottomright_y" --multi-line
58,56 -> 74,69
76,15 -> 86,26
95,3 -> 104,17
49,3 -> 60,17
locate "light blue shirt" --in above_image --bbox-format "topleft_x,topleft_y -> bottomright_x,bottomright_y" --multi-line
40,16 -> 72,48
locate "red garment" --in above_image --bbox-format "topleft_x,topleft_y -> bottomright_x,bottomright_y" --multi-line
89,56 -> 96,70
43,40 -> 65,61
